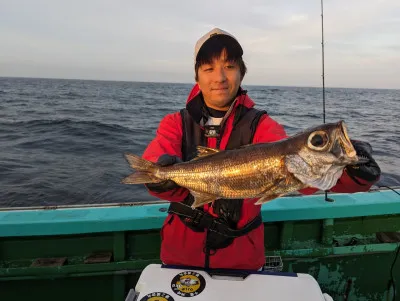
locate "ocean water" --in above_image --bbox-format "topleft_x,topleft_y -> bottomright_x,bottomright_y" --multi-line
0,77 -> 399,208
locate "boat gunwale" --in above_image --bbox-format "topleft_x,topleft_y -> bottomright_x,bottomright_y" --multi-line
1,187 -> 399,237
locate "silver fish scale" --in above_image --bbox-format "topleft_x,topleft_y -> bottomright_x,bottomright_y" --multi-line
157,147 -> 291,199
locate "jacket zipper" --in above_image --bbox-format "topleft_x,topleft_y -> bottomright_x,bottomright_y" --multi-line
203,96 -> 241,268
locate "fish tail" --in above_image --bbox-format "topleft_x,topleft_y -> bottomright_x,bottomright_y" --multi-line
124,153 -> 155,171
121,153 -> 161,184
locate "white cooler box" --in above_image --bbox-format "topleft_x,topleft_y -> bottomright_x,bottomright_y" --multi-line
125,264 -> 333,301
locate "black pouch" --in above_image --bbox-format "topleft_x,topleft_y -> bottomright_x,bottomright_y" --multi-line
205,198 -> 243,250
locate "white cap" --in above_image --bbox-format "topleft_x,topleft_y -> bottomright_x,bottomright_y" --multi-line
194,28 -> 243,61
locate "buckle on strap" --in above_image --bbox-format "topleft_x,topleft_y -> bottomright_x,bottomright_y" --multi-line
192,210 -> 219,231
168,202 -> 262,237
169,202 -> 225,233
191,209 -> 206,225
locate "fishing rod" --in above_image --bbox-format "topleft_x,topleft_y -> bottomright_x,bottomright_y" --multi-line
321,0 -> 326,124
320,0 -> 333,202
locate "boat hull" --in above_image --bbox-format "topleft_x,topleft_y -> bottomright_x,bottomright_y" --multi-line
1,188 -> 399,300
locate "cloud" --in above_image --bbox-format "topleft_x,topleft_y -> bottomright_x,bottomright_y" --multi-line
0,0 -> 399,88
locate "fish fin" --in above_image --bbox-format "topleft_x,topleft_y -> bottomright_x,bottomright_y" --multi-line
196,146 -> 220,154
124,153 -> 156,171
122,153 -> 161,184
121,172 -> 161,184
239,143 -> 253,148
262,177 -> 286,190
192,146 -> 220,160
255,194 -> 282,205
254,177 -> 287,205
190,191 -> 217,208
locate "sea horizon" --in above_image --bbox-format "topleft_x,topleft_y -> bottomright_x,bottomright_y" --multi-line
1,75 -> 398,91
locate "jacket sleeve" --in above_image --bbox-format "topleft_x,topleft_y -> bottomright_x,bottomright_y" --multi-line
252,114 -> 288,144
142,112 -> 190,202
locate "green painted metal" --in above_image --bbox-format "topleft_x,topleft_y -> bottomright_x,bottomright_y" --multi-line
113,232 -> 126,261
321,218 -> 334,246
280,221 -> 294,249
0,188 -> 399,301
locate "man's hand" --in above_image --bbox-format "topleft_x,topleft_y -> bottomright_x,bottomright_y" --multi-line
346,140 -> 381,183
145,154 -> 182,192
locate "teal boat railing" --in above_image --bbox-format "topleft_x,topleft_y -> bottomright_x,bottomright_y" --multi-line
0,188 -> 399,237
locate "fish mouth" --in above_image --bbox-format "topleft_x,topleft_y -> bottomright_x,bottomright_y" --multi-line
337,121 -> 358,161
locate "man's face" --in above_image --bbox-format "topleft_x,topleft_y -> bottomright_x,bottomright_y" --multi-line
196,49 -> 242,111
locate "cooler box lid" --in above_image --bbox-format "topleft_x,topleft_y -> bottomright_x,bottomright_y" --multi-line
126,264 -> 333,301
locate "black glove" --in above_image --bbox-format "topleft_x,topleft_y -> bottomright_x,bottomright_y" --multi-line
145,154 -> 182,193
346,140 -> 381,183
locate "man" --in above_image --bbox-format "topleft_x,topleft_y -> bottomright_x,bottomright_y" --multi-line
141,28 -> 381,270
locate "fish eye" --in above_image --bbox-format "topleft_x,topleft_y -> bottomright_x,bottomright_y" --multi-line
311,134 -> 324,146
308,131 -> 329,150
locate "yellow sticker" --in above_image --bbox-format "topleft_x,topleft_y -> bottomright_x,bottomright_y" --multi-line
140,292 -> 174,301
171,271 -> 206,297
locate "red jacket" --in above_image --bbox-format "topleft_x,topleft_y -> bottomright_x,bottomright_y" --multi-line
142,84 -> 376,270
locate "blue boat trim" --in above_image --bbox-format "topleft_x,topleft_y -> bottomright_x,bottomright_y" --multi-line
0,189 -> 399,237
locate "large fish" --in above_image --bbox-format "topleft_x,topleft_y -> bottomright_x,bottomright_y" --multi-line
122,120 -> 362,208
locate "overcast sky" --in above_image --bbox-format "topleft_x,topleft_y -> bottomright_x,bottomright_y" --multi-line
1,0 -> 399,89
